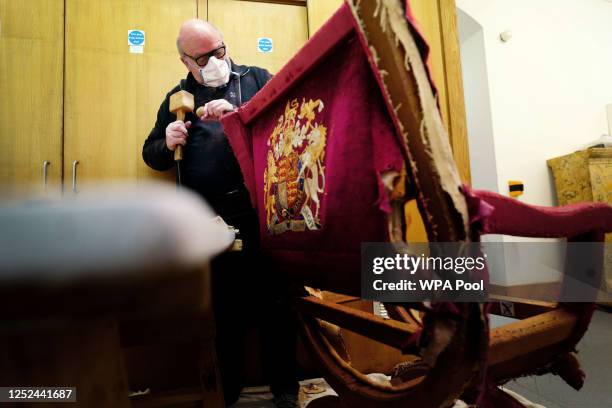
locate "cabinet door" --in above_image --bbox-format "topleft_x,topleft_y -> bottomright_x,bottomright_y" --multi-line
64,0 -> 197,192
409,0 -> 470,184
405,0 -> 470,241
0,0 -> 63,195
206,0 -> 308,74
307,0 -> 342,36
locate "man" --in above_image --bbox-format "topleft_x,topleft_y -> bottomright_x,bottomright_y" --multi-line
142,20 -> 299,408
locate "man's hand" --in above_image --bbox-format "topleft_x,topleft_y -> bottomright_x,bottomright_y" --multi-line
165,120 -> 191,151
199,99 -> 234,121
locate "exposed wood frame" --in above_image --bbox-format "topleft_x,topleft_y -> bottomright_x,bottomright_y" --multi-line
297,296 -> 418,351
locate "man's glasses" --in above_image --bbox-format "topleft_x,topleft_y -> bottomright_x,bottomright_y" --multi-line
183,44 -> 226,67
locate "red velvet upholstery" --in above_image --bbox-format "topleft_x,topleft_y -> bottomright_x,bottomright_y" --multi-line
470,188 -> 612,238
222,5 -> 412,294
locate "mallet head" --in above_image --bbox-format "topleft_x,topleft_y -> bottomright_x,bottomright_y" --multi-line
169,90 -> 194,119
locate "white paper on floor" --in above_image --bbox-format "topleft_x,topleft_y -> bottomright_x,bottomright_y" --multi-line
231,377 -> 545,408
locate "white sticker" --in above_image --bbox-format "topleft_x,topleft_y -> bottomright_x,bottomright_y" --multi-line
257,37 -> 273,53
129,45 -> 144,54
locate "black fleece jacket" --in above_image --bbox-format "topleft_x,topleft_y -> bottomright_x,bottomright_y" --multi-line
142,61 -> 271,214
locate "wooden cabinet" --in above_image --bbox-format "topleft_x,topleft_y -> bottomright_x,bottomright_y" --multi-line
1,0 -> 198,195
206,0 -> 309,74
0,0 -> 64,195
307,0 -> 343,36
64,0 -> 198,192
2,0 -> 308,195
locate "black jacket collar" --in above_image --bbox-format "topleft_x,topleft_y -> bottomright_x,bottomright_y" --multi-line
230,61 -> 251,77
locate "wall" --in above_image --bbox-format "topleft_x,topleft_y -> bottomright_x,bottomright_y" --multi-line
456,0 -> 612,285
457,0 -> 612,206
456,9 -> 497,194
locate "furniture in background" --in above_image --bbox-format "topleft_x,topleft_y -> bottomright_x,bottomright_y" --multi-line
548,147 -> 612,293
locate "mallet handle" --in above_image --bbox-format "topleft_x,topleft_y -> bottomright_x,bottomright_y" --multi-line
174,110 -> 185,161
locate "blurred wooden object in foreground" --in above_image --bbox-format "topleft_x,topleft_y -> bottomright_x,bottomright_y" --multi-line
0,184 -> 233,407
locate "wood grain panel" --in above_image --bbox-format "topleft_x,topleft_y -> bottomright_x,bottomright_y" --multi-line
405,199 -> 428,242
439,0 -> 470,184
208,0 -> 308,74
306,0 -> 343,37
64,0 -> 197,192
197,0 -> 207,19
410,0 -> 449,131
0,0 -> 63,195
411,0 -> 471,184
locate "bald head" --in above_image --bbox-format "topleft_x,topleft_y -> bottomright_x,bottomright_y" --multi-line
176,19 -> 223,56
177,19 -> 229,85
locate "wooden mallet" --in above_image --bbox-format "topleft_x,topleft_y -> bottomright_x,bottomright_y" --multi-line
169,90 -> 195,161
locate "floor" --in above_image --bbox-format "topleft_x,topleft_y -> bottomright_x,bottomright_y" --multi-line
504,308 -> 612,408
230,378 -> 334,408
233,309 -> 612,408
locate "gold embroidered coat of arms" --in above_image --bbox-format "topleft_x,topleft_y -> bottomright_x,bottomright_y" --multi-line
264,98 -> 328,234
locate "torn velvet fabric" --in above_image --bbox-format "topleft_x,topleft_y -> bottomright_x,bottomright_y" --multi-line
220,2 -> 441,294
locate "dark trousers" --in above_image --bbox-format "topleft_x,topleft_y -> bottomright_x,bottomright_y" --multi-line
211,209 -> 300,405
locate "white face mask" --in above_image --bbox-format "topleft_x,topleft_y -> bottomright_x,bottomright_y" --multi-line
199,56 -> 230,87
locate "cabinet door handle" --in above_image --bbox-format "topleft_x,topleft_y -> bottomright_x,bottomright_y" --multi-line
42,161 -> 50,192
72,160 -> 79,193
